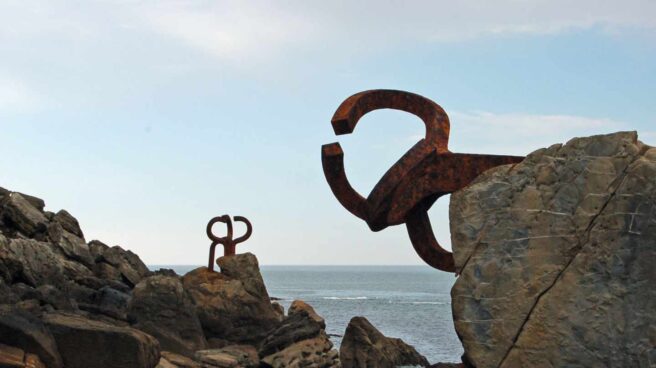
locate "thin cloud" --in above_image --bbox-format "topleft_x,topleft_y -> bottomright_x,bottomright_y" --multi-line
411,110 -> 630,156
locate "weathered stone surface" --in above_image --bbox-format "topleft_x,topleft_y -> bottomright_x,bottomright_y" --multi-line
450,132 -> 656,367
182,254 -> 280,345
100,245 -> 150,287
0,343 -> 26,368
78,286 -> 130,320
0,237 -> 67,287
0,308 -> 63,368
47,222 -> 93,267
261,332 -> 340,368
0,193 -> 48,237
160,351 -> 202,368
288,299 -> 325,328
259,307 -> 340,368
44,312 -> 160,368
53,210 -> 84,239
340,316 -> 428,368
196,345 -> 258,368
128,275 -> 207,357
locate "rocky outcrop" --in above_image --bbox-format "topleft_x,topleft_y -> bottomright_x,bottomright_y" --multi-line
340,316 -> 428,368
0,186 -> 348,367
450,132 -> 656,367
44,312 -> 160,368
258,303 -> 340,368
196,345 -> 259,368
0,307 -> 63,368
182,254 -> 280,345
128,275 -> 207,357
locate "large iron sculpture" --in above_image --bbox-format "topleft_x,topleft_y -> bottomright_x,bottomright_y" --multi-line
322,90 -> 524,272
206,215 -> 252,271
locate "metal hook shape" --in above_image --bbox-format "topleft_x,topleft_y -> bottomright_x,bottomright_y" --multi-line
322,89 -> 525,272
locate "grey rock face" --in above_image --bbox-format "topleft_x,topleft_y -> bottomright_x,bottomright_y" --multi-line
0,307 -> 64,368
340,316 -> 428,368
100,245 -> 150,287
259,309 -> 340,368
128,275 -> 207,357
44,312 -> 161,368
450,131 -> 656,367
182,254 -> 280,345
1,193 -> 48,237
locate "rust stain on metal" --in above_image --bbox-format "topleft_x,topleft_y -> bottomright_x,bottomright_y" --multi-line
206,215 -> 252,271
322,89 -> 524,272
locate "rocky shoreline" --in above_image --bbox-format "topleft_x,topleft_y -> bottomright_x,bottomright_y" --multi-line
0,187 -> 437,367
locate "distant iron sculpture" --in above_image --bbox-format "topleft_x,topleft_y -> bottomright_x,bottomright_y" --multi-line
322,90 -> 525,272
206,215 -> 252,271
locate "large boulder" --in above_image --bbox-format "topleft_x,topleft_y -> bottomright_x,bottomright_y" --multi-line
0,193 -> 48,238
44,312 -> 160,368
450,131 -> 656,367
182,253 -> 280,345
259,308 -> 340,368
340,316 -> 428,368
0,307 -> 63,368
0,236 -> 73,288
98,244 -> 150,287
128,275 -> 207,357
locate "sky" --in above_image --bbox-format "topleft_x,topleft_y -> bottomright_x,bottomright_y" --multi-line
0,1 -> 654,265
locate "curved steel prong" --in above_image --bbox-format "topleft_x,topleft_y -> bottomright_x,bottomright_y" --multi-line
331,89 -> 450,152
207,215 -> 232,270
405,198 -> 455,273
233,216 -> 253,244
321,142 -> 369,221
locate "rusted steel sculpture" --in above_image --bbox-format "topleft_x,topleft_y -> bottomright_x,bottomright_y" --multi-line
206,215 -> 252,271
322,90 -> 524,272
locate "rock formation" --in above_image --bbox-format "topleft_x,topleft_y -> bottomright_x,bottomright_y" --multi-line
450,132 -> 656,367
340,316 -> 429,368
0,185 -> 344,367
181,254 -> 281,346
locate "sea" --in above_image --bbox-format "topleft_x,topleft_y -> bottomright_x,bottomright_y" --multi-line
153,265 -> 463,364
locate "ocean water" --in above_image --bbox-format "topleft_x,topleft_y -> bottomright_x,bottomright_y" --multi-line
156,265 -> 463,364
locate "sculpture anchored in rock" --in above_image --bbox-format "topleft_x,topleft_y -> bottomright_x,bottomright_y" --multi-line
206,215 -> 252,271
322,89 -> 524,272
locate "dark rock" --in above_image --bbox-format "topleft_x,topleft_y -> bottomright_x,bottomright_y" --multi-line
47,222 -> 93,267
100,246 -> 150,287
196,345 -> 259,368
14,193 -> 45,212
88,240 -> 108,262
0,237 -> 67,287
288,299 -> 325,328
35,285 -> 77,311
258,311 -> 323,358
340,316 -> 429,368
271,302 -> 284,321
0,279 -> 18,306
44,312 -> 160,368
79,286 -> 130,321
1,193 -> 48,237
160,351 -> 202,368
182,254 -> 279,345
128,275 -> 207,357
151,268 -> 178,277
53,209 -> 84,239
0,307 -> 64,368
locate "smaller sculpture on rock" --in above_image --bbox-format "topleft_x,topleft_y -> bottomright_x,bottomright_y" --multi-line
206,215 -> 252,272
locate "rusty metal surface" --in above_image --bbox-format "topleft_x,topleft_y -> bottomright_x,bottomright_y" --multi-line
206,215 -> 252,271
322,89 -> 524,272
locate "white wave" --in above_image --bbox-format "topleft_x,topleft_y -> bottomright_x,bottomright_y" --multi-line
322,296 -> 368,300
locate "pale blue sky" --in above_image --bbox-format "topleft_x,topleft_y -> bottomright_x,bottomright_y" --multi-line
1,1 -> 654,265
